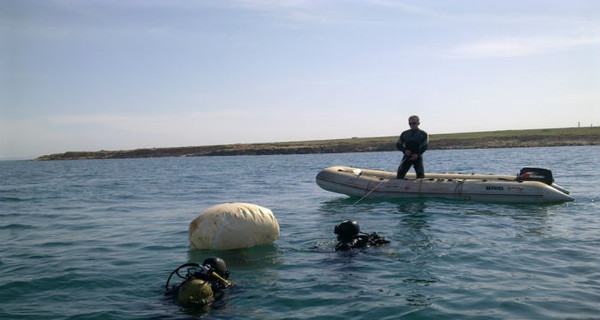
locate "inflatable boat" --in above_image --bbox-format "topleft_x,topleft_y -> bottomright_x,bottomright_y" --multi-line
316,166 -> 573,203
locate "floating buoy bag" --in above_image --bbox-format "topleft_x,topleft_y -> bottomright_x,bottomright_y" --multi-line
189,203 -> 280,250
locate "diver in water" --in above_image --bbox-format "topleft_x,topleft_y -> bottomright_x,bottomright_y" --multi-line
334,220 -> 390,252
165,257 -> 232,307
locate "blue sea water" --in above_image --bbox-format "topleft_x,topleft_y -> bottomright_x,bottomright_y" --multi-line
1,146 -> 599,320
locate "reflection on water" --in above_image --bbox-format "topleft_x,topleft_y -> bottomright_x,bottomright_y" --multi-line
394,201 -> 433,253
391,201 -> 441,306
187,245 -> 283,270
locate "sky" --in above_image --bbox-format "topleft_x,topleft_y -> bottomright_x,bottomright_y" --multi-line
1,0 -> 599,159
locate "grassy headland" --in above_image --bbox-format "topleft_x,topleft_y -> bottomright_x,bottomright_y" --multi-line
35,127 -> 599,161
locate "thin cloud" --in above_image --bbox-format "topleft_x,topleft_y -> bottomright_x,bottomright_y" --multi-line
233,0 -> 337,24
366,0 -> 444,17
449,36 -> 600,58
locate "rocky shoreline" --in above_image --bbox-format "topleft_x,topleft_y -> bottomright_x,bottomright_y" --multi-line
35,127 -> 599,161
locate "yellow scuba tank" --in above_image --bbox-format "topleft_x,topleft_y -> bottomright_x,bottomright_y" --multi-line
176,279 -> 214,306
166,257 -> 231,307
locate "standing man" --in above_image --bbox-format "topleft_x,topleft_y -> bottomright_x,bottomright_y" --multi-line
396,115 -> 428,179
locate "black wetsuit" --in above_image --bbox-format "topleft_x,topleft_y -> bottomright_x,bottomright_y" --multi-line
396,128 -> 428,179
335,233 -> 389,251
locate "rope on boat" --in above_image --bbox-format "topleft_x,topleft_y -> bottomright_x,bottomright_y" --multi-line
454,179 -> 465,195
349,178 -> 387,208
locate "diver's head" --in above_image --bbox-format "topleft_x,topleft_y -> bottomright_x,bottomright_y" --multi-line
202,257 -> 229,279
334,220 -> 360,241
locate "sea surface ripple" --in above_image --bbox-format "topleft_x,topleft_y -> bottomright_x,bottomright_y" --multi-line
1,146 -> 599,319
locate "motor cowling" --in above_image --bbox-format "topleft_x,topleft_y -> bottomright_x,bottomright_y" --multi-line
517,167 -> 554,185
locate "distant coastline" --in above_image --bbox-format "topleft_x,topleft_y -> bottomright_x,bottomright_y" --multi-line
35,127 -> 599,161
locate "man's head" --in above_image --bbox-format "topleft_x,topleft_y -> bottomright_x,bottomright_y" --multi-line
408,115 -> 420,129
202,257 -> 229,279
334,220 -> 360,242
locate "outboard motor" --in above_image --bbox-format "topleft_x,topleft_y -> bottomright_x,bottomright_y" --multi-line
517,167 -> 554,185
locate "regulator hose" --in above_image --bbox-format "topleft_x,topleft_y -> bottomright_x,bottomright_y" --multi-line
165,263 -> 201,292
